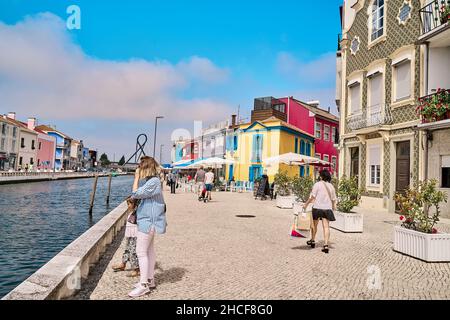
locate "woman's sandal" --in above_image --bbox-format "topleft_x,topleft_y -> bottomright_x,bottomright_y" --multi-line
306,240 -> 315,248
112,263 -> 126,272
322,245 -> 329,254
126,269 -> 140,278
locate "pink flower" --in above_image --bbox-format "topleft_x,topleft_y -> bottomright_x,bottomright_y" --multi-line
400,216 -> 405,221
432,228 -> 438,234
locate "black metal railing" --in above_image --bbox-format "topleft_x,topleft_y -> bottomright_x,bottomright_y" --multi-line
420,0 -> 450,35
337,33 -> 342,51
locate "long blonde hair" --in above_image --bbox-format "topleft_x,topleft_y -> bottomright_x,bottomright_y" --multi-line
138,156 -> 160,180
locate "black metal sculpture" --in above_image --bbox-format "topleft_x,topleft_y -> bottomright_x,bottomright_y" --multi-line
124,134 -> 148,165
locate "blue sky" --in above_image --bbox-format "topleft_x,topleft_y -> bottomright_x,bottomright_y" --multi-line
0,0 -> 342,162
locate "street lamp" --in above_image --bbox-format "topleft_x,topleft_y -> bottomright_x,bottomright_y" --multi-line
160,144 -> 164,164
153,116 -> 164,158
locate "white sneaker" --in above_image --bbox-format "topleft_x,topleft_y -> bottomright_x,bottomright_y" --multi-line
128,283 -> 150,298
134,279 -> 156,289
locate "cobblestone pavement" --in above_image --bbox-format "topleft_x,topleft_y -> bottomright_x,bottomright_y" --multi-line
72,189 -> 450,300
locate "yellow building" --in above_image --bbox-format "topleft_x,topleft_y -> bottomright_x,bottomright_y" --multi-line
225,117 -> 315,183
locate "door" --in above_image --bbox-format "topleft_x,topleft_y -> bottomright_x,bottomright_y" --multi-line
350,147 -> 359,182
228,164 -> 234,181
249,165 -> 262,182
396,141 -> 410,195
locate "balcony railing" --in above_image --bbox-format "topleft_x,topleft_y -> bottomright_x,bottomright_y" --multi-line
420,0 -> 450,35
418,89 -> 450,123
347,104 -> 393,131
337,33 -> 342,51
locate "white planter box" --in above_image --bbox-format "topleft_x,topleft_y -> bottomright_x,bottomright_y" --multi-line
393,226 -> 450,262
330,211 -> 363,233
276,195 -> 294,209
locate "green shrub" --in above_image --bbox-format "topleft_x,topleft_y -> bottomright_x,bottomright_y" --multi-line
394,179 -> 448,234
292,175 -> 314,203
274,171 -> 292,196
336,176 -> 361,213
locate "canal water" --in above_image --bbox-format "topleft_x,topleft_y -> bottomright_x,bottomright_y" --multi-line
0,174 -> 134,298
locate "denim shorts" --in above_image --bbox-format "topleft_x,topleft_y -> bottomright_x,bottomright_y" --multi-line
205,184 -> 213,191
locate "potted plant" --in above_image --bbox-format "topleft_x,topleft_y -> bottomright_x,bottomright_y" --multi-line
440,3 -> 450,24
330,176 -> 363,233
416,88 -> 450,123
274,171 -> 294,209
292,175 -> 314,214
393,179 -> 450,262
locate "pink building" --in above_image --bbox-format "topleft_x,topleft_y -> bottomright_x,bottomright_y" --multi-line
278,97 -> 340,176
27,118 -> 56,170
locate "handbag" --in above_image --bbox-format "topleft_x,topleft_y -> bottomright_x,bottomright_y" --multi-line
296,210 -> 312,231
322,181 -> 337,211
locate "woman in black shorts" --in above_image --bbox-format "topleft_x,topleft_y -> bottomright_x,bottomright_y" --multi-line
302,169 -> 337,253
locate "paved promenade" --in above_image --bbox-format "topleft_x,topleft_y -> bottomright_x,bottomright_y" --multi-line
73,189 -> 450,300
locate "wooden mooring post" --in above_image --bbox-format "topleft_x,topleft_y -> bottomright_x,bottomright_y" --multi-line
106,173 -> 112,204
89,174 -> 99,215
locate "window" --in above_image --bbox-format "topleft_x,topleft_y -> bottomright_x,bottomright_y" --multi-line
332,156 -> 337,171
30,158 -> 34,165
315,153 -> 321,159
398,2 -> 412,25
252,134 -> 263,163
300,140 -> 305,155
306,142 -> 311,156
394,60 -> 411,101
233,136 -> 238,151
21,138 -> 25,148
368,144 -> 381,186
11,140 -> 16,152
323,154 -> 330,163
442,156 -> 450,188
273,103 -> 286,113
349,83 -> 361,114
295,138 -> 298,153
324,125 -> 330,141
19,157 -> 23,166
1,123 -> 6,135
0,138 -> 5,151
371,0 -> 385,42
315,121 -> 322,139
351,36 -> 360,55
332,127 -> 337,144
31,140 -> 35,150
39,142 -> 42,150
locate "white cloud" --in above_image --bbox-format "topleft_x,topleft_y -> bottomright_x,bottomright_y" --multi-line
0,13 -> 232,122
276,51 -> 336,85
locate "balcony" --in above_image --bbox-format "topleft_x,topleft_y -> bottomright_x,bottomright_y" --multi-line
419,0 -> 450,37
347,104 -> 393,131
417,89 -> 450,129
251,97 -> 287,123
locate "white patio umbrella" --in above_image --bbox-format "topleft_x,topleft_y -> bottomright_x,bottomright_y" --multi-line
187,157 -> 234,169
263,152 -> 331,167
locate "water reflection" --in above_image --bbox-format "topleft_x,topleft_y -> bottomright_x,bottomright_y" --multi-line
0,175 -> 134,298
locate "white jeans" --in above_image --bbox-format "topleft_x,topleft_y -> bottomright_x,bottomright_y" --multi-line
136,229 -> 156,284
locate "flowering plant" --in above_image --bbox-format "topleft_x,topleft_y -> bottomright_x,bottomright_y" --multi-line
416,88 -> 450,122
440,2 -> 450,23
394,179 -> 448,234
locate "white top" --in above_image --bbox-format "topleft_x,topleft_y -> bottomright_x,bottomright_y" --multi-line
310,181 -> 337,210
205,172 -> 215,184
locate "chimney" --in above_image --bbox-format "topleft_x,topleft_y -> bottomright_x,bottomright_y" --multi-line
327,107 -> 331,113
27,117 -> 37,130
7,112 -> 16,120
307,101 -> 320,108
231,114 -> 237,127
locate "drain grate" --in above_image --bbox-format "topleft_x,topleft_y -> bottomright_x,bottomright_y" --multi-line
235,215 -> 256,218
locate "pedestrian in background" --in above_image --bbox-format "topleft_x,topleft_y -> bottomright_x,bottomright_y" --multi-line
204,168 -> 215,201
302,169 -> 337,254
194,166 -> 206,197
128,156 -> 167,298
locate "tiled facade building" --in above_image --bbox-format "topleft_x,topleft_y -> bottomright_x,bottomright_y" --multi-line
337,0 -> 425,213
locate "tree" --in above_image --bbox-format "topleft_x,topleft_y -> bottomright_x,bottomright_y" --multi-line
118,155 -> 126,166
99,153 -> 111,167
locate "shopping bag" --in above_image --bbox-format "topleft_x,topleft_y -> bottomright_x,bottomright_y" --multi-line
296,210 -> 312,231
290,214 -> 307,238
